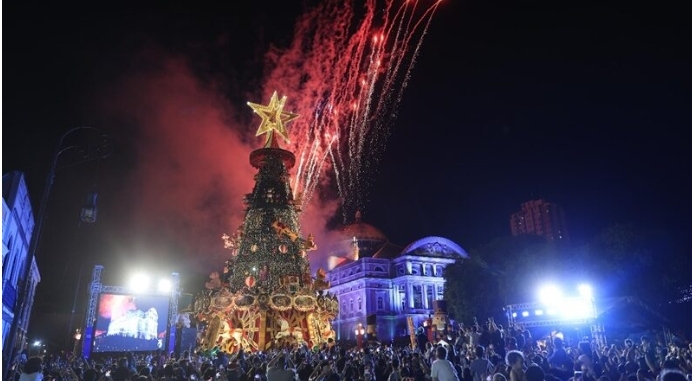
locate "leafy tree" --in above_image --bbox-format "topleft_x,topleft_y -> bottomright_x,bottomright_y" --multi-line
444,257 -> 502,322
585,223 -> 686,308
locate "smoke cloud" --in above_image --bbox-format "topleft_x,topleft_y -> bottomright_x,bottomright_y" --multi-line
99,52 -> 345,281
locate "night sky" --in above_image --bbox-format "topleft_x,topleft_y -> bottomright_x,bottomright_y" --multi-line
3,0 -> 689,347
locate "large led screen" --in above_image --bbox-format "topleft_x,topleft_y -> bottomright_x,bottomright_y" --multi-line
92,293 -> 170,352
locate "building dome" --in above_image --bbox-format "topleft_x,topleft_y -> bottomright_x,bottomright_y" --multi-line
338,211 -> 388,242
328,211 -> 391,260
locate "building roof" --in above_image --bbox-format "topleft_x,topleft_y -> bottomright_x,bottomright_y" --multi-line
401,236 -> 469,259
328,215 -> 468,271
372,242 -> 404,259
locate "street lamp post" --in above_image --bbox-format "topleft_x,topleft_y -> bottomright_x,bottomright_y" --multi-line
3,127 -> 110,375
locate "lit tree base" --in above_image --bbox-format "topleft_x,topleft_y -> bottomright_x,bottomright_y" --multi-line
195,288 -> 337,352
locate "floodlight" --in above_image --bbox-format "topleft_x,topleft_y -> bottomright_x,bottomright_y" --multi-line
578,284 -> 593,299
560,298 -> 594,319
129,273 -> 150,293
158,278 -> 172,293
33,340 -> 41,347
512,312 -> 517,318
535,309 -> 544,316
522,311 -> 529,317
546,308 -> 557,316
539,285 -> 562,305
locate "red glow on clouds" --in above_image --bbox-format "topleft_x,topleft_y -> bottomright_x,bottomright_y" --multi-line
96,0 -> 439,276
102,57 -> 256,272
99,55 -> 344,273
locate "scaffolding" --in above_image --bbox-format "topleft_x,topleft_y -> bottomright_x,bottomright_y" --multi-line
82,265 -> 103,357
506,299 -> 605,346
590,323 -> 607,349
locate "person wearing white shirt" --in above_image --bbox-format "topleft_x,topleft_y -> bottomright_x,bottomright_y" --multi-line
431,346 -> 459,381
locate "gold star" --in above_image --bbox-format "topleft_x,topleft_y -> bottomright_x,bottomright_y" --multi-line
247,91 -> 299,147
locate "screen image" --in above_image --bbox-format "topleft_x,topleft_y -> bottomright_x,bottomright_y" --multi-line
92,293 -> 170,353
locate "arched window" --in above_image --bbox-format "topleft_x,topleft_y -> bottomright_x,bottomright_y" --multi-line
377,297 -> 384,310
374,266 -> 384,272
350,299 -> 354,312
358,298 -> 362,310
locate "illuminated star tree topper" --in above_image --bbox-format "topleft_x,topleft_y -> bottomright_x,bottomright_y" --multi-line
247,91 -> 299,148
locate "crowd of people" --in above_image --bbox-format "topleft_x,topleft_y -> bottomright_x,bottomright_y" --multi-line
9,319 -> 692,381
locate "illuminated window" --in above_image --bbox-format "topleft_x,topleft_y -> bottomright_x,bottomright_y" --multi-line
413,285 -> 423,309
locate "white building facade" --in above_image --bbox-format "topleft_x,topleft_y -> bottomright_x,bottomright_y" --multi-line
327,216 -> 467,342
3,171 -> 41,358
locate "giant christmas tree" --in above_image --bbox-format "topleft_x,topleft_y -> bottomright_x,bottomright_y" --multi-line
193,92 -> 338,353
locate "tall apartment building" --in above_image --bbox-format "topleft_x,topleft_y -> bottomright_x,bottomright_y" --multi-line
510,199 -> 569,242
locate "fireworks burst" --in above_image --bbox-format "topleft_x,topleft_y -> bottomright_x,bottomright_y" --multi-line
262,0 -> 441,222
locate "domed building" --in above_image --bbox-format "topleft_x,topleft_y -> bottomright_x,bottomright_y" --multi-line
326,212 -> 469,342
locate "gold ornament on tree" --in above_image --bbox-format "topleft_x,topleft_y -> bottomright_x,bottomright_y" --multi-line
272,220 -> 299,241
279,244 -> 288,253
251,244 -> 258,252
222,230 -> 242,256
304,233 -> 318,251
313,268 -> 331,291
245,275 -> 256,288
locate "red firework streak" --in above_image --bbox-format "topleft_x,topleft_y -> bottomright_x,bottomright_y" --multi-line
262,0 -> 441,222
